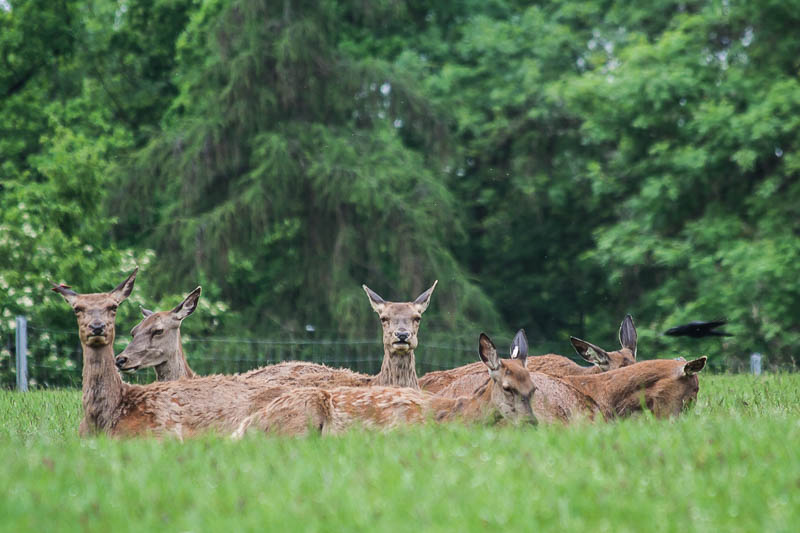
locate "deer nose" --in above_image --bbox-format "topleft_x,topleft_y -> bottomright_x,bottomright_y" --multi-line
115,355 -> 128,369
396,331 -> 409,342
89,322 -> 105,336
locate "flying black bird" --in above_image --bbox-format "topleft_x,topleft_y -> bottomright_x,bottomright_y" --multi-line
664,320 -> 733,338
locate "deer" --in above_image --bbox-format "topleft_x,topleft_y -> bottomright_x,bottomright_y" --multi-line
116,281 -> 437,389
562,357 -> 706,418
236,281 -> 439,388
114,287 -> 369,385
50,269 -> 291,438
232,332 -> 536,437
419,315 -> 639,394
434,345 -> 707,423
114,286 -> 202,381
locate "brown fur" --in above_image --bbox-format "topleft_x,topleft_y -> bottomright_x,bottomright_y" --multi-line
115,290 -> 369,385
244,281 -> 438,389
52,270 -> 290,438
434,370 -> 607,423
564,357 -> 705,418
241,282 -> 439,389
419,315 -> 639,393
115,287 -> 201,381
233,333 -> 536,437
116,282 -> 438,390
434,357 -> 706,423
360,281 -> 437,388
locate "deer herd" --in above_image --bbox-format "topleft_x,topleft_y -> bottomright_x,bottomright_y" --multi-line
50,268 -> 707,439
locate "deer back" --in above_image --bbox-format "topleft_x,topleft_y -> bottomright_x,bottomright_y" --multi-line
432,370 -> 604,424
419,354 -> 598,394
563,357 -> 707,418
233,386 -> 429,437
112,376 -> 290,437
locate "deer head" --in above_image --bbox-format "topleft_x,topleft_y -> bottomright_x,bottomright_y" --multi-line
363,281 -> 437,357
479,331 -> 536,424
653,356 -> 707,416
115,287 -> 201,372
569,314 -> 638,370
51,269 -> 138,348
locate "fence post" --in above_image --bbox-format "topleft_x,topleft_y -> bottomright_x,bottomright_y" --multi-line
750,352 -> 762,376
15,316 -> 28,391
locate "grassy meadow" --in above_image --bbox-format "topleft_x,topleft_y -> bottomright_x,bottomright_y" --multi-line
1,374 -> 799,532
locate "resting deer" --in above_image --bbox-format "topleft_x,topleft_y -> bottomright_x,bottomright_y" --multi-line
115,287 -> 202,380
420,315 -> 639,394
115,288 -> 368,385
233,332 -> 535,437
563,357 -> 706,418
116,281 -> 437,389
246,281 -> 438,388
51,269 -> 289,438
237,281 -> 438,388
435,347 -> 707,422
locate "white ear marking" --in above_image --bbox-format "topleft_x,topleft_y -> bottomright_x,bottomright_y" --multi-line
511,346 -> 520,359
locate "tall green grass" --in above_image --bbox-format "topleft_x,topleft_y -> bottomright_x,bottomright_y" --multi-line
1,374 -> 798,532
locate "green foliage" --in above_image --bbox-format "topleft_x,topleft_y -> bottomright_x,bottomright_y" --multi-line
2,375 -> 800,531
0,0 -> 218,383
558,2 -> 800,364
112,0 -> 502,337
3,0 -> 800,377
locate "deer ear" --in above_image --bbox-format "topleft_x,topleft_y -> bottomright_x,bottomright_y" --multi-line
50,281 -> 78,306
110,268 -> 138,304
362,285 -> 386,314
510,329 -> 528,366
570,337 -> 610,367
172,286 -> 202,321
619,314 -> 637,357
412,280 -> 438,314
478,333 -> 500,372
140,306 -> 154,318
683,356 -> 707,376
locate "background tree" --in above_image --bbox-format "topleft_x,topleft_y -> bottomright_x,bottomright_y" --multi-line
111,0 -> 503,338
3,0 -> 799,386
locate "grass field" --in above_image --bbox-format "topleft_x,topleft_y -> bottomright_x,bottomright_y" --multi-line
1,375 -> 799,532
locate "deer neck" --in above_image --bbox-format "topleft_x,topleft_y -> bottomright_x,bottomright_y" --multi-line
429,380 -> 494,422
81,342 -> 125,433
570,364 -> 667,414
372,346 -> 419,389
154,332 -> 195,380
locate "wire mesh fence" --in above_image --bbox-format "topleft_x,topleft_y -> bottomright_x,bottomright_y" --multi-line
7,319 -> 786,390
4,320 -> 559,389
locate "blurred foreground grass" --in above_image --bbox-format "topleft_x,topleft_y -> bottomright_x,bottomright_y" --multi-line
1,374 -> 798,532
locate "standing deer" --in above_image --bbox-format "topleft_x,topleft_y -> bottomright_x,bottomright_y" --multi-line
51,269 -> 290,437
233,332 -> 536,437
435,349 -> 707,423
420,315 -> 639,393
117,281 -> 438,390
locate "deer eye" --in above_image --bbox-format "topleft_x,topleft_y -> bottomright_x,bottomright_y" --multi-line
107,305 -> 117,312
413,316 -> 421,323
152,329 -> 164,336
380,317 -> 389,324
74,307 -> 85,314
